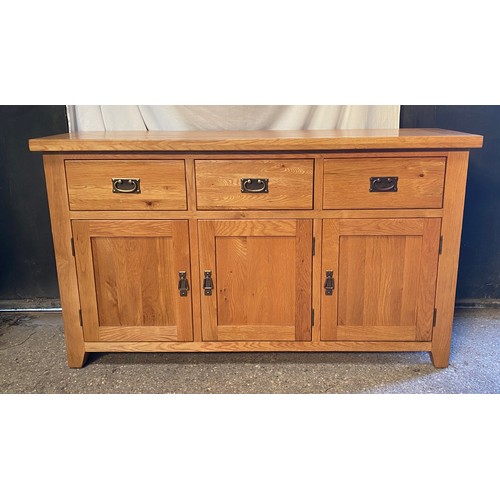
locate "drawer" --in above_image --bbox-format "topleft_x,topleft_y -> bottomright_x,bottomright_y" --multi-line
195,159 -> 314,210
323,157 -> 446,209
65,160 -> 187,210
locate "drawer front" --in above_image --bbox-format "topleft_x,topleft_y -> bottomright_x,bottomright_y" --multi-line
195,159 -> 314,210
66,160 -> 187,210
323,157 -> 446,209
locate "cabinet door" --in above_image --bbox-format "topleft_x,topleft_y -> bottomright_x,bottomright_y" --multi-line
198,220 -> 313,341
321,218 -> 441,341
73,220 -> 193,342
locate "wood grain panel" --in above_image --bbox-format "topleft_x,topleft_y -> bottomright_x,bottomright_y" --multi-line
188,220 -> 203,342
336,326 -> 417,341
66,160 -> 187,210
29,129 -> 483,152
184,158 -> 197,211
50,150 -> 451,161
198,220 -> 218,341
215,237 -> 296,326
295,220 -> 313,340
338,218 -> 424,236
98,326 -> 179,341
73,220 -> 193,342
312,219 -> 323,342
198,219 -> 312,341
172,221 -> 193,341
355,235 -> 408,326
324,157 -> 446,209
195,159 -> 313,209
320,220 -> 339,341
84,220 -> 174,237
85,340 -> 432,352
216,326 -> 296,341
91,236 -> 120,326
212,219 -> 297,237
399,236 -> 422,326
337,235 -> 367,327
73,221 -> 98,341
416,219 -> 442,341
91,236 -> 176,327
68,209 -> 445,220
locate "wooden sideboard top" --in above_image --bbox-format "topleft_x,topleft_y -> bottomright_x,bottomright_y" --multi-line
29,128 -> 483,152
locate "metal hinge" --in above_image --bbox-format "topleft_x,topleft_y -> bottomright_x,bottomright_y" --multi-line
312,308 -> 315,326
433,308 -> 437,327
71,238 -> 75,256
78,309 -> 83,326
439,235 -> 443,254
312,237 -> 316,256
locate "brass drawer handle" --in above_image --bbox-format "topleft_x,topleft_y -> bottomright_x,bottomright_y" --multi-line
369,176 -> 398,192
112,178 -> 141,193
241,178 -> 269,193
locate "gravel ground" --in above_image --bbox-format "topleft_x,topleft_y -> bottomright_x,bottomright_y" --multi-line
0,309 -> 498,393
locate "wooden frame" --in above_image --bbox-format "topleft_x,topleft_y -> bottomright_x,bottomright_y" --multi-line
43,155 -> 87,368
31,130 -> 482,368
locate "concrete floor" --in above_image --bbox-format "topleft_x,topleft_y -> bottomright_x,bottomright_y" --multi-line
0,309 -> 498,393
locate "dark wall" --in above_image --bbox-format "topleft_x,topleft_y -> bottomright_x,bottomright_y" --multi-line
0,106 -> 68,299
400,105 -> 500,301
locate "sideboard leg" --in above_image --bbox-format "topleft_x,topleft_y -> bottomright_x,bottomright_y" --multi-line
432,151 -> 470,370
68,350 -> 88,369
43,155 -> 87,369
430,347 -> 450,368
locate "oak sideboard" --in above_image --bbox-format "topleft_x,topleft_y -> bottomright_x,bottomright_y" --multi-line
29,129 -> 483,368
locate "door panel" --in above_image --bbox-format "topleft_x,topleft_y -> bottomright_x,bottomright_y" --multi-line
215,236 -> 296,326
199,219 -> 313,341
91,236 -> 177,327
321,218 -> 441,341
73,220 -> 193,342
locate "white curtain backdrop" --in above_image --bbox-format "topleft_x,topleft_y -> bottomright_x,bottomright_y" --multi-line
66,105 -> 400,132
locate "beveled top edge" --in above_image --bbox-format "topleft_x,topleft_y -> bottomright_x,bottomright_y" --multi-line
29,128 -> 484,152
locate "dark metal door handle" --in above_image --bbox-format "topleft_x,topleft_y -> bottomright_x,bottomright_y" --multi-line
178,271 -> 189,296
324,270 -> 335,295
203,270 -> 214,296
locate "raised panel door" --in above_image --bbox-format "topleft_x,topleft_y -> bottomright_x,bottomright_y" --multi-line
321,218 -> 441,341
73,220 -> 193,342
198,219 -> 313,341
